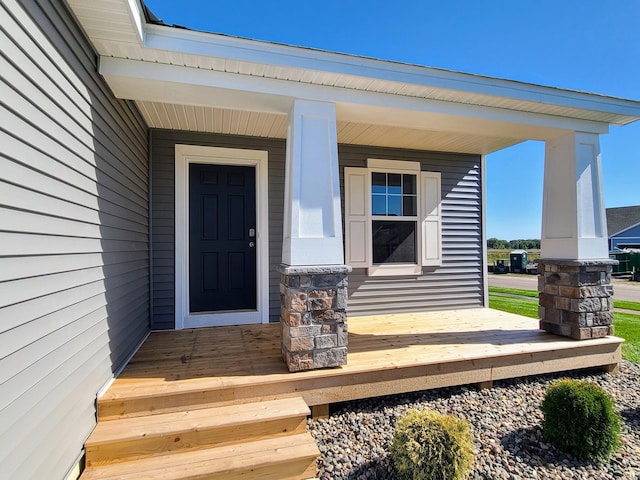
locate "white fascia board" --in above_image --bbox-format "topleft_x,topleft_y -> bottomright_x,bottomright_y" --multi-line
103,72 -> 293,114
99,56 -> 609,135
143,25 -> 640,120
127,0 -> 146,44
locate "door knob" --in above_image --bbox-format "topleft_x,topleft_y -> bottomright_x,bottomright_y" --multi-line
249,241 -> 255,248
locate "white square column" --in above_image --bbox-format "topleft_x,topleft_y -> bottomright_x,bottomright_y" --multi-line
538,131 -> 615,341
541,131 -> 609,260
282,99 -> 344,266
280,100 -> 350,371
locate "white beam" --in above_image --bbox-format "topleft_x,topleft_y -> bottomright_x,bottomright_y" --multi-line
541,132 -> 609,259
282,100 -> 344,266
99,57 -> 610,136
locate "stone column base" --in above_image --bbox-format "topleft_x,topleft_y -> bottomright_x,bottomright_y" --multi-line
279,264 -> 351,372
538,259 -> 616,340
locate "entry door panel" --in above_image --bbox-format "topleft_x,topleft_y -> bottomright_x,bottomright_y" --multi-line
189,163 -> 256,312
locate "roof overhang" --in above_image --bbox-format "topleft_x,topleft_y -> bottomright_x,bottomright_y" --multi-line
67,0 -> 640,154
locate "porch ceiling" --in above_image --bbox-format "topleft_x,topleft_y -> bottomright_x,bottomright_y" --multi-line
136,101 -> 521,154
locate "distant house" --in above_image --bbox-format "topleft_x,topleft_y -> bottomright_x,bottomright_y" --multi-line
607,206 -> 640,250
2,1 -> 640,479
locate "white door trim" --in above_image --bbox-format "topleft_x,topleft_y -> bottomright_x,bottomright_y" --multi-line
175,144 -> 269,329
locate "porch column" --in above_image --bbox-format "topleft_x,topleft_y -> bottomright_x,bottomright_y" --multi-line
280,99 -> 350,372
538,131 -> 615,340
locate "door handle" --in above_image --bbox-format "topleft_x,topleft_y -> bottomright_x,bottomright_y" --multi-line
249,241 -> 255,248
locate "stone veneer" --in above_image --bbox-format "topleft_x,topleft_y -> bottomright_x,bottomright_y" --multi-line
538,259 -> 617,340
279,264 -> 351,372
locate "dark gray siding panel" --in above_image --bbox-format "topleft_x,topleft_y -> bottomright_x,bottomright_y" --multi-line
338,144 -> 484,315
1,0 -> 149,478
149,130 -> 285,329
151,135 -> 483,326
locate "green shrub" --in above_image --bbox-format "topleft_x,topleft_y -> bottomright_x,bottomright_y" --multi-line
541,379 -> 621,461
391,409 -> 474,480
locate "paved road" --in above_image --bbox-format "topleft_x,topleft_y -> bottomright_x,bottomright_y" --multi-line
488,274 -> 640,302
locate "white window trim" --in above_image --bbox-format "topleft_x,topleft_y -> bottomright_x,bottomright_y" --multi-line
175,144 -> 269,329
344,159 -> 442,276
367,158 -> 421,172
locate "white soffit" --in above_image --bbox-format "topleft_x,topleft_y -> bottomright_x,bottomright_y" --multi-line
136,102 -> 289,138
67,1 -> 640,133
136,102 -> 522,154
66,0 -> 145,45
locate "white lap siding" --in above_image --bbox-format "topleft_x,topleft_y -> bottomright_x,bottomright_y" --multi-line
1,0 -> 149,478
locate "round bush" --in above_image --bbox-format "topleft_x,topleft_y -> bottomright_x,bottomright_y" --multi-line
391,409 -> 474,480
541,378 -> 621,461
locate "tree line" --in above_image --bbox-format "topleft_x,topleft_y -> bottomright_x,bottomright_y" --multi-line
487,238 -> 541,250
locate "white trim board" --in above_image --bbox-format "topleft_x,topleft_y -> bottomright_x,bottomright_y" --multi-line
480,154 -> 489,308
174,144 -> 269,329
100,57 -> 611,136
141,23 -> 640,121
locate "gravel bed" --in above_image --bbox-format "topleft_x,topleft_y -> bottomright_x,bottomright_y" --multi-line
308,361 -> 640,479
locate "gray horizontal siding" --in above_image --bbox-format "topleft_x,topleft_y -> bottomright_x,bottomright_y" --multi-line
339,144 -> 484,316
150,135 -> 483,326
1,0 -> 149,479
150,130 -> 286,329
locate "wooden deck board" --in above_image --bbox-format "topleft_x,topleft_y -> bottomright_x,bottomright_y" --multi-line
99,309 -> 622,419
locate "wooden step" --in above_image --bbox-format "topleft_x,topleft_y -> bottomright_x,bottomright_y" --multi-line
98,385 -> 295,421
86,397 -> 310,466
80,433 -> 320,480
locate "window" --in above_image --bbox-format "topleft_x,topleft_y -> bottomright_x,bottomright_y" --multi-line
371,172 -> 418,265
344,159 -> 441,276
371,172 -> 417,217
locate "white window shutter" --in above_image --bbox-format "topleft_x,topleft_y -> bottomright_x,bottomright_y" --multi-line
344,167 -> 370,267
420,172 -> 442,266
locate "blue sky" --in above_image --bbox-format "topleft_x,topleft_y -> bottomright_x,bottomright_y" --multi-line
146,0 -> 640,240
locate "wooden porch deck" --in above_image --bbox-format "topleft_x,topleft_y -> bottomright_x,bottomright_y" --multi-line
81,308 -> 622,479
101,308 -> 622,420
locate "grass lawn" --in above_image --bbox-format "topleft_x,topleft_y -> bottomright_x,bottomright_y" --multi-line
488,286 -> 640,312
614,313 -> 640,363
615,300 -> 640,312
489,293 -> 640,363
489,286 -> 538,298
489,294 -> 539,317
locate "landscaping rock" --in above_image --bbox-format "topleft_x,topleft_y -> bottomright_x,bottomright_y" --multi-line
308,361 -> 640,479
